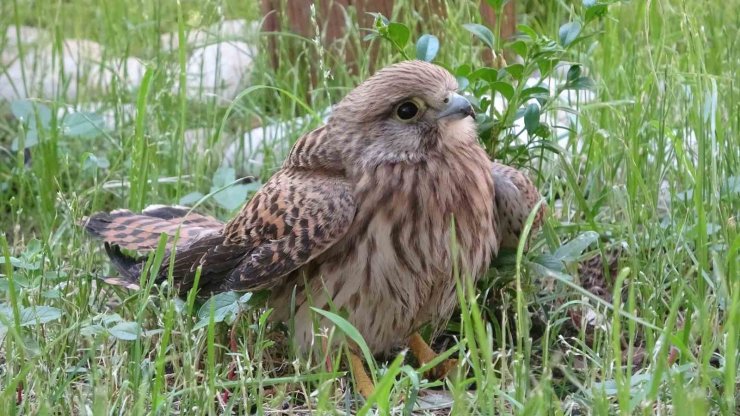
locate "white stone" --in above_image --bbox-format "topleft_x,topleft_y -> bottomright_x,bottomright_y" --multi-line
176,40 -> 257,104
1,28 -> 145,102
160,19 -> 259,104
224,110 -> 331,176
56,102 -> 138,132
160,19 -> 258,50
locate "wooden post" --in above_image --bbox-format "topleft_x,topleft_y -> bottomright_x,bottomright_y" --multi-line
260,1 -> 517,76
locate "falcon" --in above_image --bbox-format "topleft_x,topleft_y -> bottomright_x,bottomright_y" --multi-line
84,60 -> 544,396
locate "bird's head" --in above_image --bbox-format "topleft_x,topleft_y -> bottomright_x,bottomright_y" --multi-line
329,60 -> 477,169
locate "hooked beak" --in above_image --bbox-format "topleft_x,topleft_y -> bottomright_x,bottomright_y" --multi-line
437,93 -> 475,120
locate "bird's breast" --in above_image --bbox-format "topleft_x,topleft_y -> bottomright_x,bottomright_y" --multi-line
342,148 -> 498,314
276,146 -> 498,355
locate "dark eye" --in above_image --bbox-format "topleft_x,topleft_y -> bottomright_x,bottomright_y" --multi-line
396,101 -> 419,120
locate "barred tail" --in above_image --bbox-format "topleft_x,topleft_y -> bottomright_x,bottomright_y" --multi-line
83,205 -> 224,251
83,205 -> 225,290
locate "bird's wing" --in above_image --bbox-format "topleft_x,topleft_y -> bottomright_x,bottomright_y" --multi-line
491,162 -> 546,249
171,167 -> 356,294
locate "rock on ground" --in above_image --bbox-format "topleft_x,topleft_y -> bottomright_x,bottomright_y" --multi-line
176,41 -> 257,104
1,26 -> 144,102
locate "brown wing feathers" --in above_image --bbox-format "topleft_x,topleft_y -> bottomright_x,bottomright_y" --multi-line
490,162 -> 546,249
200,170 -> 356,293
84,164 -> 357,296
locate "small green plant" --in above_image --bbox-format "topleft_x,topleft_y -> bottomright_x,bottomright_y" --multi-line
10,100 -> 106,151
365,6 -> 610,168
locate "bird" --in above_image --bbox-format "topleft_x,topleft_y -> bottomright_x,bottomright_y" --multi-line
83,60 -> 544,396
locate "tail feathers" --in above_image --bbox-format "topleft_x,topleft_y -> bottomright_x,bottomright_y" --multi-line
578,245 -> 624,302
100,243 -> 143,290
83,205 -> 224,252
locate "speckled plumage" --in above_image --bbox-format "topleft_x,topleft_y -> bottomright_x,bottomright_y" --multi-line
84,61 -> 544,356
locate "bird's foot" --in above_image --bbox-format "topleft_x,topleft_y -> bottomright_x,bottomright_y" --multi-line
348,351 -> 375,399
408,332 -> 458,380
427,357 -> 458,380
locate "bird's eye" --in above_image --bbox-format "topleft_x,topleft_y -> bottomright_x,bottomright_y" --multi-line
393,98 -> 426,122
395,100 -> 420,121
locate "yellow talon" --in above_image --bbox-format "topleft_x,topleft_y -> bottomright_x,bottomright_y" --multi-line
408,332 -> 458,380
348,351 -> 375,398
347,333 -> 456,399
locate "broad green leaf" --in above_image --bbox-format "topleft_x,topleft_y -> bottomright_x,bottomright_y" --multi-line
456,76 -> 470,91
527,262 -> 574,282
11,100 -> 36,121
593,368 -> 684,396
42,289 -> 61,299
387,22 -> 410,47
11,100 -> 51,129
0,305 -> 12,322
19,306 -> 62,326
108,321 -> 142,341
368,12 -> 389,28
415,34 -> 439,62
82,154 -> 110,170
532,254 -> 566,272
516,24 -> 538,40
463,23 -> 495,49
553,231 -> 600,262
80,323 -> 106,337
567,65 -> 582,82
454,64 -> 472,77
211,168 -> 254,189
11,130 -> 39,151
475,96 -> 490,113
193,291 -> 239,330
566,76 -> 596,90
523,103 -> 541,135
537,59 -> 558,77
534,124 -> 552,139
585,2 -> 610,22
558,21 -> 582,46
62,112 -> 105,138
226,292 -> 255,325
0,256 -> 40,270
179,192 -> 204,206
504,63 -> 524,80
211,166 -> 251,211
101,313 -> 123,326
0,275 -> 33,288
238,292 -> 253,304
468,67 -> 499,83
521,86 -> 550,101
491,82 -> 515,100
65,366 -> 88,374
23,335 -> 40,356
196,291 -> 239,321
508,40 -> 528,58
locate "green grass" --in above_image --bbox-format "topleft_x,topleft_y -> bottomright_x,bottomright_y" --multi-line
1,0 -> 738,414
